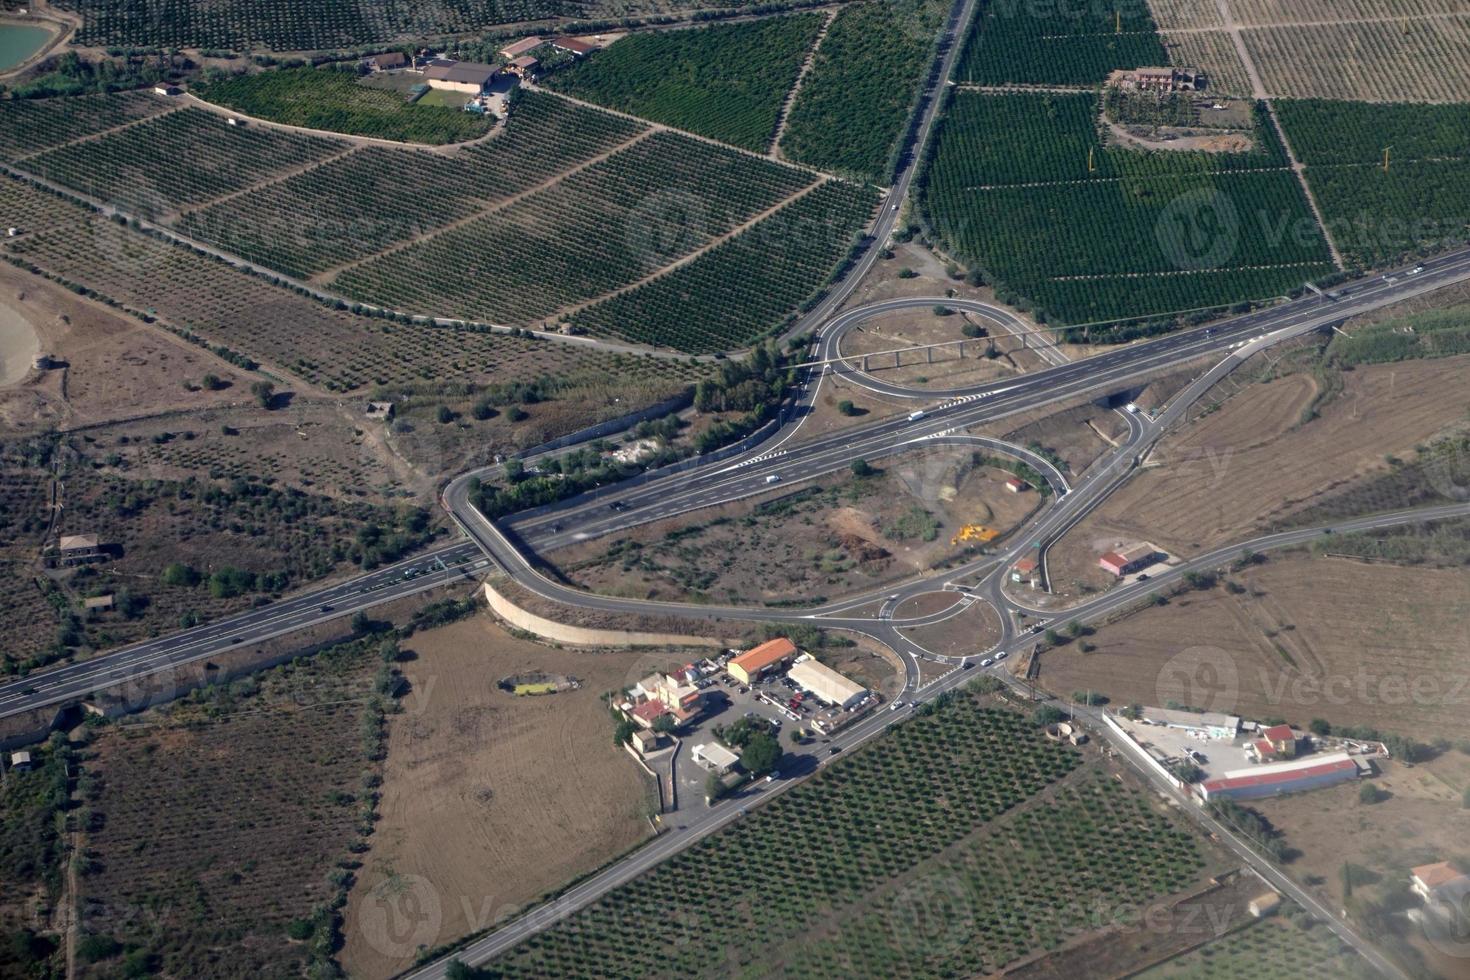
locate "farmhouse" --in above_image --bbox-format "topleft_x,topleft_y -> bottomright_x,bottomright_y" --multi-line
1141,706 -> 1240,739
363,51 -> 407,72
727,637 -> 797,685
423,60 -> 499,95
1249,723 -> 1298,762
153,83 -> 181,96
787,656 -> 867,710
54,533 -> 105,566
499,36 -> 544,59
1411,862 -> 1470,903
1005,477 -> 1030,493
1098,542 -> 1159,577
1115,67 -> 1204,93
550,37 -> 597,56
1195,752 -> 1360,803
505,56 -> 540,80
692,741 -> 740,775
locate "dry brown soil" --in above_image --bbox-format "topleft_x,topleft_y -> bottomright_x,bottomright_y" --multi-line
1045,355 -> 1470,598
1037,556 -> 1470,742
339,615 -> 656,980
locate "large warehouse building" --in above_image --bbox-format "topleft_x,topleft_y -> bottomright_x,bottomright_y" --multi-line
1195,752 -> 1362,803
787,656 -> 867,710
728,637 -> 796,685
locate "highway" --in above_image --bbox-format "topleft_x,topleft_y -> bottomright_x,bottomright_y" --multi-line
1,0 -> 1466,973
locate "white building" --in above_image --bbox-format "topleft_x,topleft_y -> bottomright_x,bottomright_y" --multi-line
692,742 -> 739,775
788,656 -> 867,710
1141,706 -> 1240,739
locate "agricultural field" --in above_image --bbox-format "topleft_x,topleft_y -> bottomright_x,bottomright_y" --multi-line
72,636 -> 392,978
339,615 -> 656,979
567,178 -> 878,351
920,91 -> 1334,326
958,0 -> 1168,85
178,91 -> 645,278
552,447 -> 1041,605
0,736 -> 69,975
21,108 -> 346,219
1036,555 -> 1470,743
1275,100 -> 1470,267
779,0 -> 949,182
55,0 -> 733,50
1158,29 -> 1252,96
478,690 -> 1224,978
545,14 -> 823,151
332,130 -> 815,323
0,91 -> 174,162
1242,18 -> 1470,102
3,213 -> 693,404
196,66 -> 495,144
1141,915 -> 1376,979
1041,350 -> 1470,597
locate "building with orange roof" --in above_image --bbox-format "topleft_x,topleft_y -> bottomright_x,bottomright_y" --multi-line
727,637 -> 796,685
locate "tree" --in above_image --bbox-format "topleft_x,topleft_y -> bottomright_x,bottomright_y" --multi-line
837,399 -> 857,416
503,458 -> 525,482
1309,718 -> 1332,736
651,714 -> 677,734
1065,620 -> 1083,638
436,404 -> 454,424
200,373 -> 226,390
1043,627 -> 1060,646
613,718 -> 636,747
160,562 -> 200,587
285,918 -> 314,940
932,305 -> 952,316
740,732 -> 783,776
1359,783 -> 1384,805
1032,705 -> 1065,726
250,380 -> 275,409
850,458 -> 874,478
350,610 -> 372,635
705,771 -> 727,802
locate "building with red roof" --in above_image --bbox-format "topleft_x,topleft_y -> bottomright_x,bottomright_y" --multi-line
1196,752 -> 1360,803
728,637 -> 796,685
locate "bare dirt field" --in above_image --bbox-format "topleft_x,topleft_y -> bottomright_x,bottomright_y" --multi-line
1254,748 -> 1470,979
839,306 -> 1030,390
552,449 -> 1039,606
1037,555 -> 1470,742
1044,354 -> 1470,599
339,615 -> 656,980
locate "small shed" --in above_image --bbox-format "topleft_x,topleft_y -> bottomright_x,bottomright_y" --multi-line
506,56 -> 539,79
8,751 -> 33,772
84,594 -> 115,612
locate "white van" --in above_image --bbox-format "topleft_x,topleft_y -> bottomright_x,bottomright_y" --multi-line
764,474 -> 781,484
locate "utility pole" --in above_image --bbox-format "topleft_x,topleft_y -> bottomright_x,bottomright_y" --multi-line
1087,147 -> 1095,173
1383,146 -> 1391,173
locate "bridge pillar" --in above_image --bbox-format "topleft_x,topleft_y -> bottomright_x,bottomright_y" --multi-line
861,354 -> 869,372
926,346 -> 933,364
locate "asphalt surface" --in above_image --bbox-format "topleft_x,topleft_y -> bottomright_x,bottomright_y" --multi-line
1,0 -> 1466,971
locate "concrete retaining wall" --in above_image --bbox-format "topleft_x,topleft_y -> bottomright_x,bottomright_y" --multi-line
483,581 -> 732,650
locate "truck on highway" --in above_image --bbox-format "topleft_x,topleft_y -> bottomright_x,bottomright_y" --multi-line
907,410 -> 926,422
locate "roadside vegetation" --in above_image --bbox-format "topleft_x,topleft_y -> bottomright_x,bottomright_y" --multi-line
197,66 -> 495,143
779,0 -> 948,182
546,14 -> 823,151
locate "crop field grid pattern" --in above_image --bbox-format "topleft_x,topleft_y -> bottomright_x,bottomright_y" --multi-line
544,13 -> 825,152
3,218 -> 698,393
778,0 -> 950,183
55,0 -> 684,50
569,179 -> 879,351
0,91 -> 175,163
958,0 -> 1168,85
20,107 -> 346,219
1275,100 -> 1470,267
175,91 -> 647,279
331,129 -> 817,324
920,91 -> 1335,325
481,697 -> 1211,978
